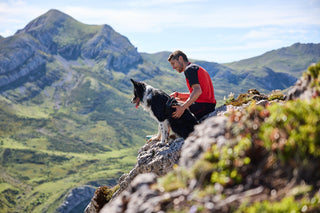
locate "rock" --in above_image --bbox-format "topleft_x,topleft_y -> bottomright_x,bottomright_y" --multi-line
0,38 -> 47,91
81,25 -> 142,72
286,71 -> 318,101
57,185 -> 96,213
84,186 -> 114,213
179,116 -> 228,168
84,89 -> 300,212
100,173 -> 160,213
111,138 -> 185,199
93,114 -> 230,213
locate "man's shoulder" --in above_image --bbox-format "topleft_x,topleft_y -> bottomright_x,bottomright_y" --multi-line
186,63 -> 199,69
185,63 -> 199,73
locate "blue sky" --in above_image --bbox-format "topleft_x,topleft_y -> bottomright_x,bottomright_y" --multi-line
0,0 -> 320,63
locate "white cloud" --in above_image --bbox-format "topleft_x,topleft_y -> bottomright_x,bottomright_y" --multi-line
0,1 -> 47,36
243,29 -> 275,40
86,2 -> 319,32
125,0 -> 206,7
64,6 -> 181,33
0,0 -> 319,62
1,0 -> 319,37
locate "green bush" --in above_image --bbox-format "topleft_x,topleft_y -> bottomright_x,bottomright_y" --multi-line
158,166 -> 190,192
306,62 -> 320,79
236,193 -> 320,213
260,97 -> 320,163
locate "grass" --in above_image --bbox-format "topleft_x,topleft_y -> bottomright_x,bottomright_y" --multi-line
0,89 -> 147,212
0,140 -> 138,212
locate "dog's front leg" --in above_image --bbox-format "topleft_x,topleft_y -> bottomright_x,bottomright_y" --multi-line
148,123 -> 162,143
160,120 -> 169,144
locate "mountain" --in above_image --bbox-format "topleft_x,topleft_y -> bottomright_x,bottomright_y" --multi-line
224,42 -> 320,77
0,9 -> 141,96
0,9 -> 320,212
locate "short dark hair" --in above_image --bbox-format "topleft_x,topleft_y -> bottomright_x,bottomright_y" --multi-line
167,50 -> 189,62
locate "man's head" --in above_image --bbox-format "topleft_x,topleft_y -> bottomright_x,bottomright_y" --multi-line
168,50 -> 189,73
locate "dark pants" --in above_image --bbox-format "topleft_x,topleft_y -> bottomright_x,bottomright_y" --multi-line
189,102 -> 216,120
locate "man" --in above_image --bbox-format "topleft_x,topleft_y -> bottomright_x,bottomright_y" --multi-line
168,50 -> 216,120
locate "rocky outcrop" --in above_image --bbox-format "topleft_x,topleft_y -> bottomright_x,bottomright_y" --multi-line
97,107 -> 254,213
179,116 -> 228,168
95,116 -> 229,213
0,35 -> 48,92
84,138 -> 185,213
81,25 -> 142,72
286,63 -> 320,101
85,103 -> 236,213
84,99 -> 248,212
111,137 -> 185,199
85,64 -> 320,213
86,83 -> 318,213
58,186 -> 96,213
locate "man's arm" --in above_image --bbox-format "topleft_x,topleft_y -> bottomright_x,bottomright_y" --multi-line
170,91 -> 190,102
172,84 -> 202,118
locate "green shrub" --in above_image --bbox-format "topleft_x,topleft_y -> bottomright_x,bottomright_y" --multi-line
236,193 -> 320,213
260,97 -> 320,163
268,90 -> 286,101
191,134 -> 253,187
158,166 -> 190,192
93,185 -> 120,212
307,62 -> 320,79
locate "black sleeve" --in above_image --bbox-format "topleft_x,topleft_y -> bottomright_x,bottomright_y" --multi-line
185,65 -> 199,86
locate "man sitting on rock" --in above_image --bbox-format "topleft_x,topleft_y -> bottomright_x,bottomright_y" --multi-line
167,50 -> 216,120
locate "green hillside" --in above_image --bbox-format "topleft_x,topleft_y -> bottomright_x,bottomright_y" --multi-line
224,43 -> 320,77
0,10 -> 156,212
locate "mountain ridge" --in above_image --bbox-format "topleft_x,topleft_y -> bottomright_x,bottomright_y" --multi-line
224,42 -> 320,76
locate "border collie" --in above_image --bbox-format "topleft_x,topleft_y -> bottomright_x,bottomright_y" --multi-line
130,79 -> 198,144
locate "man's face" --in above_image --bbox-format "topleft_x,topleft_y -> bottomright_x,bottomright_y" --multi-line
170,58 -> 184,73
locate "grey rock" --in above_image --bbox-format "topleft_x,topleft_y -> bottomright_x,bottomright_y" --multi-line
111,138 -> 185,199
179,116 -> 228,168
57,185 -> 96,213
81,25 -> 142,72
95,115 -> 229,213
287,72 -> 316,101
100,173 -> 159,213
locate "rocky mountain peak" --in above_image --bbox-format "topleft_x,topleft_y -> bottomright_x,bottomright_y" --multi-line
0,9 -> 142,97
15,9 -> 76,35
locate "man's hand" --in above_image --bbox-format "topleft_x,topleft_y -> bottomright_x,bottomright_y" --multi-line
172,105 -> 185,118
170,91 -> 178,98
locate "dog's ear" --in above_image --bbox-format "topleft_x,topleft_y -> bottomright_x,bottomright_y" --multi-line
130,79 -> 136,85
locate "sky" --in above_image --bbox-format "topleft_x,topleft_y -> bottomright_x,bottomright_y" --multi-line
0,0 -> 320,63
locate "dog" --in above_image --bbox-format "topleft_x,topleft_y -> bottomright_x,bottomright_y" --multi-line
130,79 -> 198,144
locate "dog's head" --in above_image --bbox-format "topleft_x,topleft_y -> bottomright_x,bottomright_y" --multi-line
130,79 -> 146,109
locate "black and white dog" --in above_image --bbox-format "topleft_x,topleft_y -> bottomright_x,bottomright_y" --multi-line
130,79 -> 198,144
